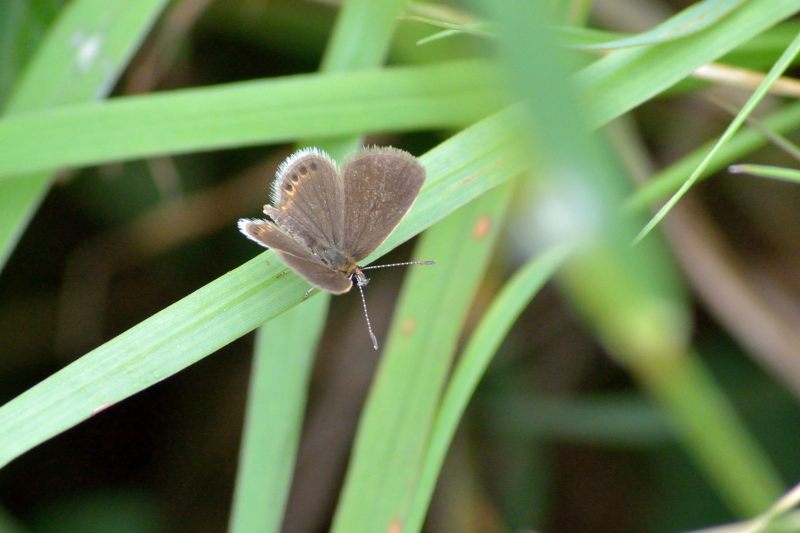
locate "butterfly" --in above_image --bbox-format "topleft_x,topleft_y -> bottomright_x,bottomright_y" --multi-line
238,146 -> 432,349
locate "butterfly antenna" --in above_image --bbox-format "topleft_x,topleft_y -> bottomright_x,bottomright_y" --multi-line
356,282 -> 379,350
361,260 -> 435,271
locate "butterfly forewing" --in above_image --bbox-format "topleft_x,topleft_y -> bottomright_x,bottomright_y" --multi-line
238,219 -> 351,293
341,147 -> 425,261
271,148 -> 345,249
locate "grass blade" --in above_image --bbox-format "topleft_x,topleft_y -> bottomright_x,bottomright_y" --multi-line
404,243 -> 572,532
580,0 -> 745,51
228,297 -> 329,533
0,59 -> 502,179
332,181 -> 516,533
492,0 -> 782,515
728,163 -> 800,183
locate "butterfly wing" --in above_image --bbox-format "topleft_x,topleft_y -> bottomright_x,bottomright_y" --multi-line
269,148 -> 345,251
238,219 -> 352,294
341,147 -> 425,261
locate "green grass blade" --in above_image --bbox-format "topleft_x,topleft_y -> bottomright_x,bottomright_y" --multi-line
228,296 -> 329,533
580,0 -> 745,51
576,0 -> 800,130
332,181 -> 516,533
229,0 -> 408,529
0,105 -> 526,470
321,0 -> 406,71
634,31 -> 800,243
728,163 -> 800,183
404,243 -> 572,533
0,59 -> 502,179
0,0 -> 168,268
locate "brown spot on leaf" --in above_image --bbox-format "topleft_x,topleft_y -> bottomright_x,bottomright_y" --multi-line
402,317 -> 416,335
387,519 -> 402,533
472,215 -> 492,240
461,173 -> 477,186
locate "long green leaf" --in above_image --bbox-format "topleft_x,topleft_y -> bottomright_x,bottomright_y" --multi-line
0,59 -> 502,179
0,105 -> 526,470
404,244 -> 571,533
228,297 -> 329,533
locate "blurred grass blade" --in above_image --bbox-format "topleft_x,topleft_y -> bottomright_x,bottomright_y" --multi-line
580,0 -> 745,51
404,16 -> 490,45
412,0 -> 744,52
491,0 -> 781,515
483,393 -> 673,448
404,243 -> 572,533
0,0 -> 168,268
639,348 -> 785,512
229,0 -> 408,529
634,31 -> 800,243
0,106 -> 527,470
576,0 -> 800,130
228,297 -> 329,533
728,163 -> 800,183
0,59 -> 502,180
332,181 -> 515,533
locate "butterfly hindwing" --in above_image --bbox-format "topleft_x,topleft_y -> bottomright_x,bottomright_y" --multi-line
238,219 -> 352,293
341,147 -> 425,261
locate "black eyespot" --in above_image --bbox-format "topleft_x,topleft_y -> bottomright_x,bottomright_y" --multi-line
298,165 -> 308,175
283,183 -> 293,192
290,173 -> 299,182
310,162 -> 317,171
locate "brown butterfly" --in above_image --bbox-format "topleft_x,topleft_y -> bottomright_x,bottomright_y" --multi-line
239,146 -> 433,349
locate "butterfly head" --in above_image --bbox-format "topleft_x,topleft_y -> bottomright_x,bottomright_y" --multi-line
350,268 -> 369,288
